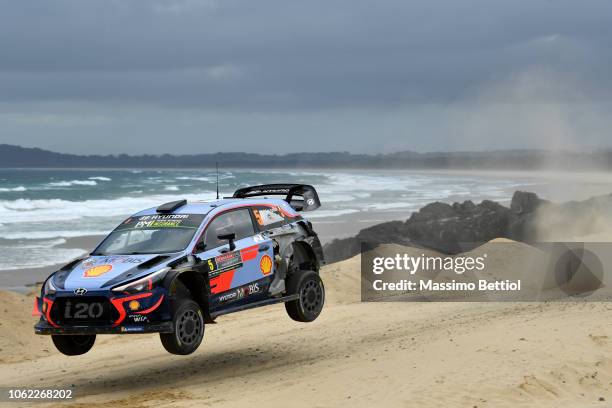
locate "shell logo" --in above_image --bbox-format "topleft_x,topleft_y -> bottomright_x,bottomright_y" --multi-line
260,255 -> 273,276
83,264 -> 113,278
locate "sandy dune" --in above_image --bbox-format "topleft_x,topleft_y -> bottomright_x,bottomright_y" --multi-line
1,241 -> 611,407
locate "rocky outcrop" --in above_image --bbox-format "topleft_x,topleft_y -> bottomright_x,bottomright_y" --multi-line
323,191 -> 612,264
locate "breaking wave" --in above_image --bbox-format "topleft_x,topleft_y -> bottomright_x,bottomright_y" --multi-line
47,179 -> 98,187
0,186 -> 27,192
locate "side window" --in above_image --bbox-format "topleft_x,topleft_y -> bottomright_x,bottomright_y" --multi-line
252,206 -> 289,231
203,209 -> 255,250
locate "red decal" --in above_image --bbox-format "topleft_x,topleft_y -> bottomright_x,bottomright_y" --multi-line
43,297 -> 58,327
210,269 -> 235,294
240,245 -> 259,262
32,297 -> 41,317
110,292 -> 153,327
136,295 -> 165,315
216,252 -> 236,263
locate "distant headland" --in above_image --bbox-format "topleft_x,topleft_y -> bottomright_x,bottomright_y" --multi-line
1,144 -> 611,170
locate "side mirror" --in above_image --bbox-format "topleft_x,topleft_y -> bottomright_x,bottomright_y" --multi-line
194,241 -> 206,253
217,232 -> 236,251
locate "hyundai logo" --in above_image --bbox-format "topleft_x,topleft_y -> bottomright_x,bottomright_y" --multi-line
74,288 -> 88,296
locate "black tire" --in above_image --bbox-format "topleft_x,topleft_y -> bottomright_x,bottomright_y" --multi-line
51,335 -> 96,356
160,298 -> 204,355
285,270 -> 325,322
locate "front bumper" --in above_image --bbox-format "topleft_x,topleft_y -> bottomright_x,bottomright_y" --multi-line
33,288 -> 171,335
34,320 -> 174,335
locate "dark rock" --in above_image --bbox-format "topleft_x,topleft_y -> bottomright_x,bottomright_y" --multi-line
323,237 -> 362,264
510,191 -> 546,214
322,191 -> 612,264
403,199 -> 510,254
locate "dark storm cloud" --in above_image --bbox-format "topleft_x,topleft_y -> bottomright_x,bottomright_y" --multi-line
1,0 -> 611,111
1,0 -> 612,155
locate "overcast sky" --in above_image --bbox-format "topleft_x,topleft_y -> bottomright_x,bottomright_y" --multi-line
1,0 -> 611,154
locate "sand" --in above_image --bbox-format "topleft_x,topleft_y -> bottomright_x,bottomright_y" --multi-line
1,240 -> 611,407
0,291 -> 50,364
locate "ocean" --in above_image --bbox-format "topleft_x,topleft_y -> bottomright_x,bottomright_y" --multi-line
0,168 -> 609,273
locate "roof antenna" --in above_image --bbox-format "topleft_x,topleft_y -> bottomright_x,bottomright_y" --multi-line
215,161 -> 220,200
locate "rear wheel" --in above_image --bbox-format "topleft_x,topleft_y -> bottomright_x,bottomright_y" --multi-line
285,270 -> 325,322
160,298 -> 204,355
51,335 -> 96,356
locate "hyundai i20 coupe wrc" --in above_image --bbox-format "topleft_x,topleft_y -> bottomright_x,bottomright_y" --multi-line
34,184 -> 325,355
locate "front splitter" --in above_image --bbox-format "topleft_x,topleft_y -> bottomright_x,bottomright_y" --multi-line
35,321 -> 174,335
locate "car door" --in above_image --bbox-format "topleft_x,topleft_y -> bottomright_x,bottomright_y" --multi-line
195,208 -> 272,310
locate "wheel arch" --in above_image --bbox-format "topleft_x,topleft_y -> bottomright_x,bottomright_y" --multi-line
164,270 -> 214,323
289,240 -> 320,273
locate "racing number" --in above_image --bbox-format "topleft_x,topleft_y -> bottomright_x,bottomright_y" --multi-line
64,301 -> 104,319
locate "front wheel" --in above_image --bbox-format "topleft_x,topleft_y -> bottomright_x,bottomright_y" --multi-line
160,298 -> 204,355
285,270 -> 325,322
51,334 -> 96,356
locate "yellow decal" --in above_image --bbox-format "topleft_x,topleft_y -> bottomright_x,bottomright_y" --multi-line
260,255 -> 272,276
128,300 -> 140,311
83,264 -> 113,278
253,209 -> 264,225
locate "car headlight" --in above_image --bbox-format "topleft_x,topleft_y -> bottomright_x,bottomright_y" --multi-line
42,276 -> 57,296
112,267 -> 170,294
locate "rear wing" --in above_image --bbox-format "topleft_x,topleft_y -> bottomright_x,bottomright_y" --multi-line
232,184 -> 321,212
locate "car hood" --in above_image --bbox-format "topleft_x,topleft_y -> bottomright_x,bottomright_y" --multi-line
62,254 -> 168,290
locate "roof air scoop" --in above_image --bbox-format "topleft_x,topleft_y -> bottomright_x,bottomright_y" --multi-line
156,199 -> 187,213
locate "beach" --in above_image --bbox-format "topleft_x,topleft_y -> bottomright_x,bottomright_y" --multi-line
1,241 -> 611,407
3,168 -> 612,291
1,168 -> 612,406
2,170 -> 612,405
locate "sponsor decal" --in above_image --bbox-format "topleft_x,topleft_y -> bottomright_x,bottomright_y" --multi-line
216,251 -> 241,266
248,282 -> 260,295
218,282 -> 260,303
102,257 -> 142,264
253,209 -> 263,225
129,314 -> 149,323
83,264 -> 113,278
128,300 -> 140,311
80,257 -> 142,269
115,214 -> 204,231
80,258 -> 96,269
218,291 -> 238,303
253,207 -> 285,226
207,251 -> 243,277
260,255 -> 273,276
120,326 -> 145,333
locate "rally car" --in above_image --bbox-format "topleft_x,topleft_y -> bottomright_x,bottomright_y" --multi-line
34,184 -> 325,356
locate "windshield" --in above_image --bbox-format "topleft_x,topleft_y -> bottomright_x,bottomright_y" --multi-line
93,214 -> 205,255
